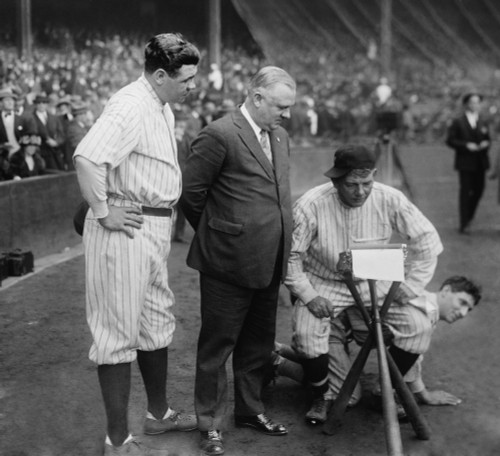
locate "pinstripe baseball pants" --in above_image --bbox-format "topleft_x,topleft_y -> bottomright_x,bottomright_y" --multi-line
83,202 -> 175,365
292,281 -> 433,359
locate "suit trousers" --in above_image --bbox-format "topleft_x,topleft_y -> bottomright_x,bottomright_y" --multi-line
458,169 -> 486,229
195,272 -> 281,431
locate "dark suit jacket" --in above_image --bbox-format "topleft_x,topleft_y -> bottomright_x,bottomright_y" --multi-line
32,112 -> 65,147
181,108 -> 293,288
9,150 -> 46,178
446,113 -> 490,172
65,120 -> 89,170
0,113 -> 36,146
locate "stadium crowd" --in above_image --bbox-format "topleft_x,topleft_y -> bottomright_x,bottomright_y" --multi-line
2,25 -> 500,182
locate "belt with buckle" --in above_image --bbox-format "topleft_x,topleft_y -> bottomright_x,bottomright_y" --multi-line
141,206 -> 172,217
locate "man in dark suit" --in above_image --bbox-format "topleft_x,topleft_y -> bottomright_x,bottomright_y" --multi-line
31,94 -> 65,170
446,92 -> 491,234
181,66 -> 296,456
0,89 -> 35,159
65,102 -> 92,171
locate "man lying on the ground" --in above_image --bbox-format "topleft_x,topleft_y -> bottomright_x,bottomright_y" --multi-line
271,275 -> 481,424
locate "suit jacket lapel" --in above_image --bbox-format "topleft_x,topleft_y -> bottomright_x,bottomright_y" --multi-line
269,130 -> 287,183
233,110 -> 275,179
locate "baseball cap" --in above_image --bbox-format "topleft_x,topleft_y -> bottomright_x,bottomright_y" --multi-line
324,144 -> 376,179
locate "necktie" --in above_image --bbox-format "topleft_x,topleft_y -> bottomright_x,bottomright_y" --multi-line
3,111 -> 12,117
259,129 -> 273,165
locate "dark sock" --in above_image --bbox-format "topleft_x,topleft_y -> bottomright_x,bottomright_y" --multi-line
389,345 -> 419,377
301,354 -> 329,396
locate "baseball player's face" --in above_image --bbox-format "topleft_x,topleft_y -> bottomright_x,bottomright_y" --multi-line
255,83 -> 296,131
157,64 -> 198,104
334,171 -> 375,208
438,286 -> 475,323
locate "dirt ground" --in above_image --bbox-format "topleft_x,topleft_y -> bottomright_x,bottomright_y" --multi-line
1,144 -> 499,456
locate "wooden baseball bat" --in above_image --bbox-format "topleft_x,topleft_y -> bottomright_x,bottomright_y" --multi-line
323,277 -> 402,435
386,351 -> 432,440
369,280 -> 404,456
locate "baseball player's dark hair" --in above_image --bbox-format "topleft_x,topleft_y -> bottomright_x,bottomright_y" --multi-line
331,168 -> 375,183
440,276 -> 482,306
144,33 -> 200,78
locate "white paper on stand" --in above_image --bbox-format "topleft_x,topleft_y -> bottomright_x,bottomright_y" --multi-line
351,248 -> 405,281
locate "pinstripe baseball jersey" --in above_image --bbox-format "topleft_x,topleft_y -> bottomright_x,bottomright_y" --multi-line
74,74 -> 181,210
285,181 -> 443,313
287,181 -> 443,358
74,75 -> 180,365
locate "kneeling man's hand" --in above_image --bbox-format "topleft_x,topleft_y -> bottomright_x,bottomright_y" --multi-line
306,296 -> 336,319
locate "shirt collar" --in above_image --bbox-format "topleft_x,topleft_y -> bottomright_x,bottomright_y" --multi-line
240,103 -> 263,140
465,111 -> 478,123
139,74 -> 164,108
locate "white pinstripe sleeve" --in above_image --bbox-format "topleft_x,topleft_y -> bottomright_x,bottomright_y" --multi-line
74,96 -> 139,168
390,189 -> 443,293
285,198 -> 320,305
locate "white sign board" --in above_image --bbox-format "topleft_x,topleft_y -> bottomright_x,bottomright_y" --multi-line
351,248 -> 405,281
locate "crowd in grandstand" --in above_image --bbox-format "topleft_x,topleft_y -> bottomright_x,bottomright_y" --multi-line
2,25 -> 500,182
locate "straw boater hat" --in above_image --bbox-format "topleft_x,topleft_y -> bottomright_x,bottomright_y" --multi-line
0,89 -> 18,100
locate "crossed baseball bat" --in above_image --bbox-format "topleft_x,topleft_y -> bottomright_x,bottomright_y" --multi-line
322,275 -> 431,456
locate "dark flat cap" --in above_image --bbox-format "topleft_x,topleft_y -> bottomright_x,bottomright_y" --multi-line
324,144 -> 376,179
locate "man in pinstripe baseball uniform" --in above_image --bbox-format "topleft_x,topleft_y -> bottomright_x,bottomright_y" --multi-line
74,33 -> 200,456
284,144 -> 444,425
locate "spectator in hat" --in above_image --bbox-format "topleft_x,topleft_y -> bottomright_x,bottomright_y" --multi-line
446,92 -> 491,234
57,95 -> 74,131
284,143 -> 443,425
0,88 -> 36,159
9,133 -> 46,179
64,102 -> 93,171
31,94 -> 65,170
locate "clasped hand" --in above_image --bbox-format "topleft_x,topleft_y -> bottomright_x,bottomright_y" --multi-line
98,205 -> 144,239
306,296 -> 336,319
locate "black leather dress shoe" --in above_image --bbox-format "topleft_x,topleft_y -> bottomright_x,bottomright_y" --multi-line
200,430 -> 224,455
234,413 -> 288,436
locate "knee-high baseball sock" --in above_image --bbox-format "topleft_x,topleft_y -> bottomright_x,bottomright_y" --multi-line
301,354 -> 329,397
389,345 -> 419,377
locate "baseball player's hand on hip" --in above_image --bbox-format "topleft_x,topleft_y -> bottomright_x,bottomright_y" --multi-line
98,205 -> 144,239
306,296 -> 335,319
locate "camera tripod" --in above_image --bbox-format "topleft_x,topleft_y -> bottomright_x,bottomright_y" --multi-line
374,130 -> 414,201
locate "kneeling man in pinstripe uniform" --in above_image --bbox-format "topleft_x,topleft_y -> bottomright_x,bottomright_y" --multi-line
285,144 -> 444,425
